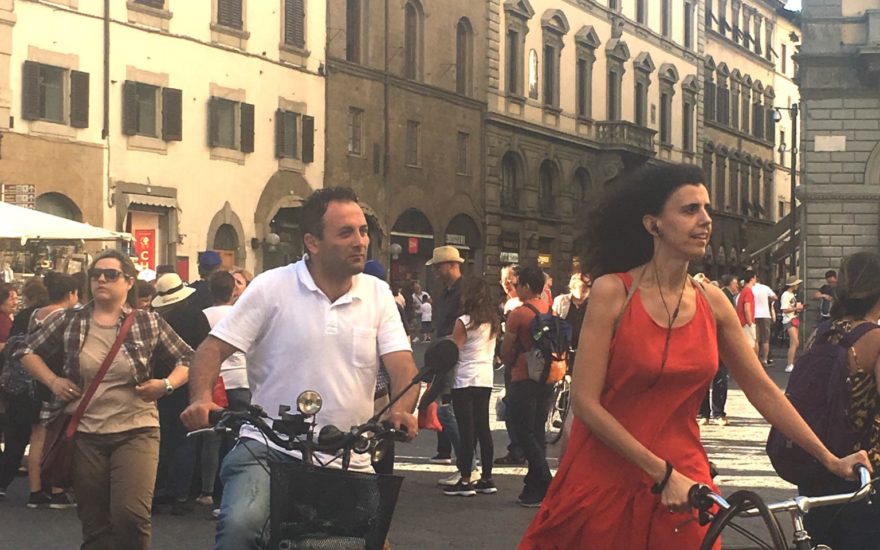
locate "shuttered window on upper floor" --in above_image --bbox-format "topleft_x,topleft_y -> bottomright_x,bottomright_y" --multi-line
209,97 -> 254,153
284,0 -> 306,48
22,60 -> 89,128
122,81 -> 182,141
135,0 -> 165,8
217,0 -> 243,30
275,109 -> 314,162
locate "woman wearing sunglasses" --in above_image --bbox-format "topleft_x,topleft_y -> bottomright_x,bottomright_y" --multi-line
16,250 -> 193,550
519,164 -> 870,549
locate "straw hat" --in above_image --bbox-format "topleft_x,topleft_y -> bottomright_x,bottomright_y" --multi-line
151,273 -> 196,308
785,275 -> 802,288
425,245 -> 465,266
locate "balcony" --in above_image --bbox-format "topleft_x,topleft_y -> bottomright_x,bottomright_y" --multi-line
596,121 -> 657,160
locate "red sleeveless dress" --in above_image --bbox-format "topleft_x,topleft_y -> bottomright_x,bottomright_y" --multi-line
520,273 -> 721,550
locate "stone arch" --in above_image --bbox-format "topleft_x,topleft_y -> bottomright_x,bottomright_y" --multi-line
864,141 -> 880,185
390,208 -> 435,288
207,201 -> 247,267
571,166 -> 594,203
500,149 -> 527,210
538,158 -> 561,215
253,171 -> 315,272
35,192 -> 83,222
445,213 -> 483,273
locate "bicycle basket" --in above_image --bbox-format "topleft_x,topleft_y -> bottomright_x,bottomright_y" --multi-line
269,462 -> 403,550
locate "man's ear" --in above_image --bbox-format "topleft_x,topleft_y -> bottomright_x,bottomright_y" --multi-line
303,233 -> 319,256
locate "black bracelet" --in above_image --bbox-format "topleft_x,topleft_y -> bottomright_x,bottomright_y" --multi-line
650,461 -> 674,494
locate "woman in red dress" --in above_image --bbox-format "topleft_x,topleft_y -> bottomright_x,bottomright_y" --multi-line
520,164 -> 870,549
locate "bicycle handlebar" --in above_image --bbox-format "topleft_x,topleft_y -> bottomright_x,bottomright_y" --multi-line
690,464 -> 874,519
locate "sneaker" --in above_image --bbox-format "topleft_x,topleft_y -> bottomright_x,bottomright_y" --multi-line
697,417 -> 709,426
493,454 -> 526,466
767,358 -> 775,365
475,479 -> 498,494
785,364 -> 795,373
27,492 -> 52,509
437,472 -> 461,487
517,494 -> 544,508
443,480 -> 476,496
49,491 -> 76,510
195,494 -> 213,506
714,416 -> 729,427
212,508 -> 221,519
429,455 -> 453,465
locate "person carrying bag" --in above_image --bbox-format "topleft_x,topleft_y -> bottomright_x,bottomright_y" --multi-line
16,250 -> 193,550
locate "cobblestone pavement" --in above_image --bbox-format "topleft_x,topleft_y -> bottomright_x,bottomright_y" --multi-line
0,345 -> 809,549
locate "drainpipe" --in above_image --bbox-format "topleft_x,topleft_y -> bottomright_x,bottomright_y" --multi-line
103,0 -> 110,140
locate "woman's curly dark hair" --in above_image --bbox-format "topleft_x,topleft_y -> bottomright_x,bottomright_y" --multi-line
576,163 -> 706,278
831,251 -> 880,321
458,276 -> 500,338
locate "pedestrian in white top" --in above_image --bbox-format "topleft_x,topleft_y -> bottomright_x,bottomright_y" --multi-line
420,297 -> 433,341
780,276 -> 804,373
445,276 -> 500,497
751,278 -> 778,367
180,187 -> 419,550
196,270 -> 251,508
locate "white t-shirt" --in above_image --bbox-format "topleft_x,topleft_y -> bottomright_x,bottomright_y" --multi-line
211,260 -> 411,471
781,290 -> 798,324
453,315 -> 496,389
202,305 -> 248,390
420,302 -> 432,322
751,283 -> 777,320
503,297 -> 523,316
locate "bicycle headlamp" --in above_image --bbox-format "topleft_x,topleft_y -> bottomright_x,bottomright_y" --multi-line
296,390 -> 323,416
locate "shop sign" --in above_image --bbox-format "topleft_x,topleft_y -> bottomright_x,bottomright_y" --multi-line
1,184 -> 36,209
538,253 -> 552,268
408,237 -> 419,254
134,229 -> 156,270
500,251 -> 519,264
445,233 -> 467,246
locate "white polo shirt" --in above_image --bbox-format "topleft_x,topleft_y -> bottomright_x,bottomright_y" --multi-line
211,259 -> 411,471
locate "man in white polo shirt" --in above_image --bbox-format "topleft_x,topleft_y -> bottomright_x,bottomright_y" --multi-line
751,275 -> 778,367
181,187 -> 418,550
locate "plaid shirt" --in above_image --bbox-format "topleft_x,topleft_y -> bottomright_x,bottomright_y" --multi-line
15,303 -> 193,387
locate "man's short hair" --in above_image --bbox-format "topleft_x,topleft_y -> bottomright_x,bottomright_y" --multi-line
300,187 -> 360,240
517,266 -> 544,295
209,270 -> 236,304
825,270 -> 837,279
742,269 -> 756,283
719,274 -> 735,287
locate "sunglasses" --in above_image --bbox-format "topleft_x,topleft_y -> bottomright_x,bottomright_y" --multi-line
88,268 -> 127,282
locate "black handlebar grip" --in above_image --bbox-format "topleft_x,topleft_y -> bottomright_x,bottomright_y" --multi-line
688,484 -> 712,510
208,409 -> 227,427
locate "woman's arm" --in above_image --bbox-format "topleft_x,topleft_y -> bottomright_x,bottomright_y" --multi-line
21,353 -> 81,402
135,363 -> 188,402
708,285 -> 870,479
569,275 -> 691,508
451,319 -> 467,348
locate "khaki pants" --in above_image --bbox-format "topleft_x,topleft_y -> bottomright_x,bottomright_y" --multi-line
72,427 -> 160,550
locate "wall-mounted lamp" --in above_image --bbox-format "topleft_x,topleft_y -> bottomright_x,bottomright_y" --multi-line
251,232 -> 282,251
389,243 -> 403,260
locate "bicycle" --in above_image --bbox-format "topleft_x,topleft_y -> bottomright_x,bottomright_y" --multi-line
545,349 -> 575,445
188,339 -> 460,550
689,464 -> 875,550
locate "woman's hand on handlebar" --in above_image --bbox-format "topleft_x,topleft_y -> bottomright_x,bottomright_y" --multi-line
661,469 -> 699,514
180,400 -> 223,431
826,450 -> 873,481
387,411 -> 418,441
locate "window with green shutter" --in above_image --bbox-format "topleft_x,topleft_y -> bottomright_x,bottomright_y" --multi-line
217,0 -> 243,30
284,0 -> 305,48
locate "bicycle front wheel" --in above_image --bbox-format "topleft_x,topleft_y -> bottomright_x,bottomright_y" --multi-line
546,377 -> 570,444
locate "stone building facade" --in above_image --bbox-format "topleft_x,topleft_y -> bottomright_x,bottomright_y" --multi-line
2,0 -> 326,277
698,0 -> 800,283
799,0 -> 880,330
485,0 -> 702,282
324,0 -> 487,290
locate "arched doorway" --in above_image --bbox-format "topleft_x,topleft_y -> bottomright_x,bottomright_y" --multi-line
390,208 -> 434,290
445,214 -> 481,275
213,223 -> 239,270
263,207 -> 304,270
35,192 -> 82,222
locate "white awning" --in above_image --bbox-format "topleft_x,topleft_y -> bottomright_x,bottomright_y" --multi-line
0,201 -> 132,243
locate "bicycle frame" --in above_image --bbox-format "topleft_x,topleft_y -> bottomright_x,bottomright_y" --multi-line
692,465 -> 874,550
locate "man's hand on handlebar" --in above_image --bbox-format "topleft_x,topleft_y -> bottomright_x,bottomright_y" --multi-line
181,400 -> 223,431
827,450 -> 873,481
387,411 -> 418,441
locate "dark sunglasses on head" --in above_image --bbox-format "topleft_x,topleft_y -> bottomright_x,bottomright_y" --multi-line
88,268 -> 127,282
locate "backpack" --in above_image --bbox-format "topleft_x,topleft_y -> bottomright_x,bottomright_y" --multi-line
766,321 -> 879,487
521,303 -> 571,385
0,332 -> 36,398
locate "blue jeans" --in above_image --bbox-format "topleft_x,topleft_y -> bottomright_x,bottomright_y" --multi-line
437,401 -> 461,461
215,439 -> 297,550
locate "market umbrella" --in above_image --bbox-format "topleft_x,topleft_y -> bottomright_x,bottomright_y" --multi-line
0,201 -> 132,243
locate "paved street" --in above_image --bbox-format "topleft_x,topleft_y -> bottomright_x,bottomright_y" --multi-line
0,344 -> 803,549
